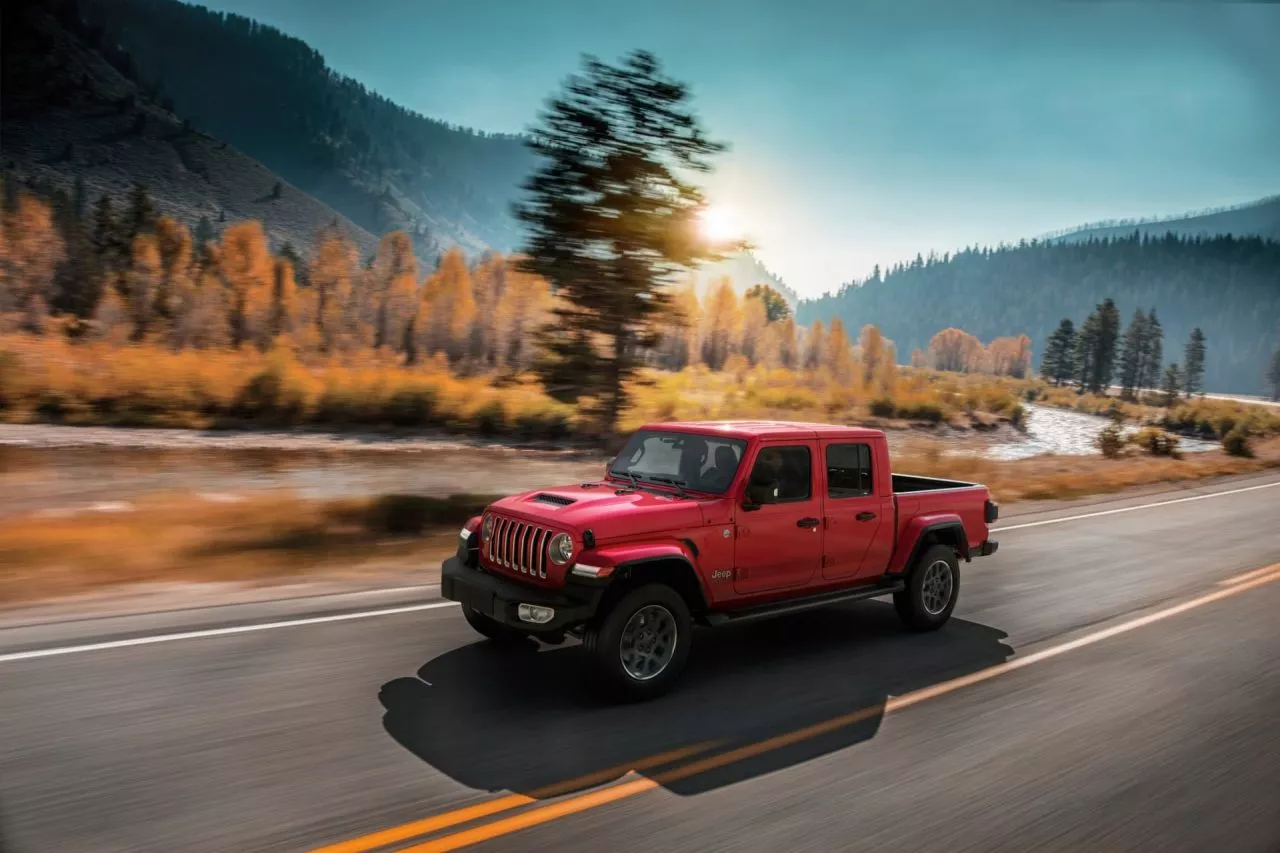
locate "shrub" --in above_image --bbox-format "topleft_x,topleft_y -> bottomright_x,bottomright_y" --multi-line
383,386 -> 437,427
895,400 -> 946,423
1096,423 -> 1125,458
1222,427 -> 1253,458
1008,404 -> 1027,429
1130,427 -> 1181,458
869,397 -> 896,418
0,350 -> 20,410
472,399 -> 507,435
364,493 -> 499,535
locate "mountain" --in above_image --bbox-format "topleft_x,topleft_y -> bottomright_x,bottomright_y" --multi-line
797,233 -> 1280,395
1,0 -> 378,257
75,0 -> 536,260
1045,194 -> 1280,244
693,251 -> 800,305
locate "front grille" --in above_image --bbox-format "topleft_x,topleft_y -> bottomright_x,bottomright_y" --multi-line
486,516 -> 550,579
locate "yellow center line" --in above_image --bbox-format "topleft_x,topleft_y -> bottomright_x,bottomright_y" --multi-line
309,742 -> 719,853
380,565 -> 1280,853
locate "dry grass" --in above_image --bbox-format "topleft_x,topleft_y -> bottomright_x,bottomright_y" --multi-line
2,336 -> 1032,438
893,436 -> 1280,503
1033,384 -> 1280,441
0,491 -> 497,603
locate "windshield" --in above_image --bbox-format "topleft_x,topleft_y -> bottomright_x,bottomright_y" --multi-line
609,430 -> 747,495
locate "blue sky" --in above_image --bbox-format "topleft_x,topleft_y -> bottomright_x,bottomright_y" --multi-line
204,0 -> 1280,297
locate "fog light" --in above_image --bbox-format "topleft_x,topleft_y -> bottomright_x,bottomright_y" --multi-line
517,604 -> 555,625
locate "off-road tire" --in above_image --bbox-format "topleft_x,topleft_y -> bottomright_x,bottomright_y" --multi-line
894,544 -> 960,632
583,583 -> 692,702
462,603 -> 530,644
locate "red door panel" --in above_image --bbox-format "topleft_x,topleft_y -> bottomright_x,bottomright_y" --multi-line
733,441 -> 822,594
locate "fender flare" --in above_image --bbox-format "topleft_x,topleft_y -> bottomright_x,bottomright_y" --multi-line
585,542 -> 710,607
888,514 -> 969,576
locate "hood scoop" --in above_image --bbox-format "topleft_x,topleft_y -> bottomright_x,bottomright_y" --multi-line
531,493 -> 577,508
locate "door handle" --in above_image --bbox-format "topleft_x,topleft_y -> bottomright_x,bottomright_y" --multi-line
797,517 -> 820,528
856,512 -> 877,521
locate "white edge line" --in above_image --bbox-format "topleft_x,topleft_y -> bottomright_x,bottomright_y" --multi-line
4,479 -> 1278,664
996,480 -> 1280,532
0,601 -> 459,664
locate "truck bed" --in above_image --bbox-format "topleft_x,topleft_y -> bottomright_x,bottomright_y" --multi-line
891,473 -> 981,494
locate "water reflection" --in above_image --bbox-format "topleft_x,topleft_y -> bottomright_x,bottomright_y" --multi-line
986,404 -> 1217,461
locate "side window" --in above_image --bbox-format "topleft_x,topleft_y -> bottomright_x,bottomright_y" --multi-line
745,446 -> 812,505
826,443 -> 873,498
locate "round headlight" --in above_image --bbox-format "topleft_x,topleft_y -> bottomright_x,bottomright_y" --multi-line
481,514 -> 495,540
549,532 -> 574,565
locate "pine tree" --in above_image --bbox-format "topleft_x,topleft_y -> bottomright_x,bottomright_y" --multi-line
1093,298 -> 1122,393
1074,310 -> 1100,392
514,51 -> 730,428
743,284 -> 791,323
1161,362 -> 1182,406
1183,328 -> 1206,396
125,183 -> 156,239
1041,318 -> 1076,386
1140,308 -> 1162,393
1118,309 -> 1149,399
1267,348 -> 1280,402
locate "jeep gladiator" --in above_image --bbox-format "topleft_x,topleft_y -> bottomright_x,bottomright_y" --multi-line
442,420 -> 999,700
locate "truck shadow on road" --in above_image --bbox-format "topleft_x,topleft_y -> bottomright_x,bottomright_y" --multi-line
379,602 -> 1011,798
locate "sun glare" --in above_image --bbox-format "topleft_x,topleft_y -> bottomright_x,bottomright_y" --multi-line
699,204 -> 740,243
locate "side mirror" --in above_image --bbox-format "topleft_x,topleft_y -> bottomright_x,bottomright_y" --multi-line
741,495 -> 762,512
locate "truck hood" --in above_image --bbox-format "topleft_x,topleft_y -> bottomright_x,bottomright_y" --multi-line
488,482 -> 705,540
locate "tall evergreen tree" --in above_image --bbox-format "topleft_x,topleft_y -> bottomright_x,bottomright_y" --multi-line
744,284 -> 791,323
515,51 -> 729,427
1092,298 -> 1122,393
1267,347 -> 1280,402
1183,327 -> 1206,396
1118,309 -> 1149,399
1161,362 -> 1182,406
1040,318 -> 1076,386
1074,310 -> 1100,392
125,182 -> 156,239
1139,308 -> 1162,392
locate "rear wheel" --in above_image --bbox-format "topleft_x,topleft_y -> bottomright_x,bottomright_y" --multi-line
462,603 -> 530,645
894,544 -> 960,631
584,583 -> 692,702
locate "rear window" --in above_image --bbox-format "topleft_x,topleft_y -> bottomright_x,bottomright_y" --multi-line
826,443 -> 873,498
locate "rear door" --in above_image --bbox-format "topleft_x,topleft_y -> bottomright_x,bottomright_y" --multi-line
732,440 -> 822,594
820,439 -> 894,581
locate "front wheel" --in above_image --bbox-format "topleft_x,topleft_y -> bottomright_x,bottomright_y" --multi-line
462,603 -> 530,645
584,584 -> 692,702
894,544 -> 960,632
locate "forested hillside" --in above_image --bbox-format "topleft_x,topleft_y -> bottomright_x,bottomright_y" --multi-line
1047,195 -> 1280,244
77,0 -> 535,258
798,234 -> 1280,394
0,0 -> 377,258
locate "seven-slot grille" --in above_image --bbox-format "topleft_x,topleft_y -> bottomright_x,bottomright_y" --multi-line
486,516 -> 551,579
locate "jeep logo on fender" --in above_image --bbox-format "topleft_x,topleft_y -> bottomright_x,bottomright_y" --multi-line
711,570 -> 732,581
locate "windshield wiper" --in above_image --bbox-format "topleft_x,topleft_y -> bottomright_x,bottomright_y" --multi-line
646,475 -> 689,498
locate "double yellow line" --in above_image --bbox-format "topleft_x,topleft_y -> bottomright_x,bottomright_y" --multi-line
315,562 -> 1280,853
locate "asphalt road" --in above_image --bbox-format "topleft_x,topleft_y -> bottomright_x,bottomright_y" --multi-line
2,476 -> 1279,852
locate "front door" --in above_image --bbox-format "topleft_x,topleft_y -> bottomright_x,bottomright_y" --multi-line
820,441 -> 891,580
733,441 -> 823,594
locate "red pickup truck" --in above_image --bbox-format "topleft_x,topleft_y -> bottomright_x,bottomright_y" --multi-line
443,420 -> 999,700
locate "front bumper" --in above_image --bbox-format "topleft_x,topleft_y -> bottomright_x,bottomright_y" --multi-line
441,557 -> 604,634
